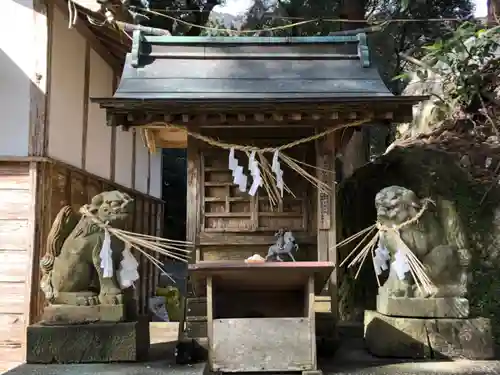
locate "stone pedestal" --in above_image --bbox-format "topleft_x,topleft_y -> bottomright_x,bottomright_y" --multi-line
26,319 -> 149,363
376,295 -> 469,318
40,304 -> 125,325
364,296 -> 494,360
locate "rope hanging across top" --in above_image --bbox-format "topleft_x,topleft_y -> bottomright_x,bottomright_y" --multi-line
149,118 -> 370,153
130,6 -> 471,35
141,118 -> 369,204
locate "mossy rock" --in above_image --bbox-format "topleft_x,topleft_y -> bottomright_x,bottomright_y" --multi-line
337,146 -> 500,345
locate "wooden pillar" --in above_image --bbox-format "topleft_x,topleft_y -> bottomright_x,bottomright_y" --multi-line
306,275 -> 317,370
316,131 -> 337,319
186,126 -> 202,263
206,276 -> 214,367
27,0 -> 51,326
179,126 -> 202,342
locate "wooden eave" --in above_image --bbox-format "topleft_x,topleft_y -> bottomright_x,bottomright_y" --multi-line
92,34 -> 427,148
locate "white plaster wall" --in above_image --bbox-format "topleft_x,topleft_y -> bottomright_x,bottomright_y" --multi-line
85,50 -> 113,179
47,8 -> 85,167
114,129 -> 134,188
0,0 -> 37,156
134,130 -> 150,195
149,151 -> 162,199
47,7 -> 162,198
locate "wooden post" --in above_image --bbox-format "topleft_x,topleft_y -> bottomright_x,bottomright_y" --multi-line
307,275 -> 317,370
186,126 -> 201,263
315,131 -> 337,320
27,0 -> 51,328
179,127 -> 202,342
206,276 -> 214,367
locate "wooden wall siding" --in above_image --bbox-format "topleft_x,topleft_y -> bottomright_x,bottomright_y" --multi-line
31,159 -> 164,322
196,142 -> 317,262
0,162 -> 31,372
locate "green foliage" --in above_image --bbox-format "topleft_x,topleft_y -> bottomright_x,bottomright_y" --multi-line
414,23 -> 499,108
370,0 -> 473,93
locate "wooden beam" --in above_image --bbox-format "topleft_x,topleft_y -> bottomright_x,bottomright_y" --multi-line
52,0 -> 121,73
156,140 -> 187,149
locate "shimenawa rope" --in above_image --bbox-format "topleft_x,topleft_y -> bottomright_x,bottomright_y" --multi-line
336,198 -> 437,295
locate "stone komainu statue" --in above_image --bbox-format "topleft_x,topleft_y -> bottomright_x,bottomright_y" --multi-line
375,185 -> 470,298
40,191 -> 134,306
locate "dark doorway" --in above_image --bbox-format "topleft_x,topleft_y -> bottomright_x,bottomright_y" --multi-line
161,148 -> 187,241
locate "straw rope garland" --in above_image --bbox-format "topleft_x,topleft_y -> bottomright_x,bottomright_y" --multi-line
79,205 -> 194,282
143,118 -> 369,203
334,198 -> 437,296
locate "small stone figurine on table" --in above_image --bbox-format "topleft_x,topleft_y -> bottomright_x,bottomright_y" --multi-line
265,228 -> 299,262
26,191 -> 149,364
364,186 -> 494,359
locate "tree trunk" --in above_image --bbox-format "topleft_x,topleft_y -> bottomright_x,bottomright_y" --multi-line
488,0 -> 499,25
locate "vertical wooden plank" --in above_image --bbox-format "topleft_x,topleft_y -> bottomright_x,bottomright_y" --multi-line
26,163 -> 38,330
32,161 -> 51,323
327,133 -> 338,320
186,128 -> 201,263
307,275 -> 317,370
81,42 -> 91,169
143,200 -> 153,305
131,130 -> 137,189
86,177 -> 102,203
27,0 -> 51,328
70,171 -> 86,213
151,203 -> 158,293
140,200 -> 148,315
146,151 -> 151,195
133,198 -> 144,313
315,133 -> 331,263
315,130 -> 337,321
207,275 -> 214,367
29,0 -> 51,157
109,76 -> 118,181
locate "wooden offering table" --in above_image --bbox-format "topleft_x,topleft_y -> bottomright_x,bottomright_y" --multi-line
189,261 -> 335,374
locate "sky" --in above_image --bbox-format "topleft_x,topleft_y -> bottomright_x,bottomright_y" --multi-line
473,0 -> 488,17
215,0 -> 489,17
213,0 -> 255,16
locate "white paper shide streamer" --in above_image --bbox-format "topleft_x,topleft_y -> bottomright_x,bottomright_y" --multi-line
248,151 -> 262,196
100,227 -> 140,288
118,243 -> 140,289
271,150 -> 284,198
372,240 -> 390,276
392,248 -> 410,280
100,227 -> 114,278
228,148 -> 247,192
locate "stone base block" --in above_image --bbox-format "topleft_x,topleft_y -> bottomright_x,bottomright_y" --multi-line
40,304 -> 125,325
26,319 -> 149,363
376,295 -> 469,318
364,310 -> 494,359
